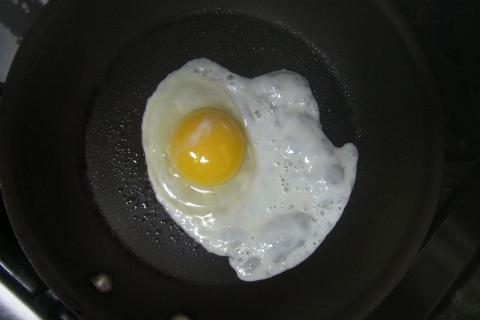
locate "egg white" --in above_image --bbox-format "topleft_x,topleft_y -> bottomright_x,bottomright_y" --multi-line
142,58 -> 358,281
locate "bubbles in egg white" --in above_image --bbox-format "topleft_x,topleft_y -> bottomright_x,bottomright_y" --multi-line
142,58 -> 358,281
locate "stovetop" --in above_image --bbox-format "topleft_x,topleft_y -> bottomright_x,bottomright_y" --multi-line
0,0 -> 479,319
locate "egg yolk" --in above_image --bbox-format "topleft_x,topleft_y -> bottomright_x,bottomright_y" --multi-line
169,108 -> 246,187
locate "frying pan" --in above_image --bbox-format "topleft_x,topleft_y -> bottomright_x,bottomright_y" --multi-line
0,0 -> 443,319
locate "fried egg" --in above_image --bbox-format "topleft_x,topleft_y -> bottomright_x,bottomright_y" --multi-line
142,58 -> 358,281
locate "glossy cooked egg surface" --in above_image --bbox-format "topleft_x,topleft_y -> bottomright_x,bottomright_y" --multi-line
169,107 -> 246,187
142,58 -> 358,281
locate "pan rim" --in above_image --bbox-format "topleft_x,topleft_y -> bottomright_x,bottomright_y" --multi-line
0,0 -> 444,319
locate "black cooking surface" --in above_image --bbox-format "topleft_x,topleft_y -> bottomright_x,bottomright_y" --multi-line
0,0 -> 479,319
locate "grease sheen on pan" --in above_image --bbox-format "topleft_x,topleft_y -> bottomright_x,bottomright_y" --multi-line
142,58 -> 358,281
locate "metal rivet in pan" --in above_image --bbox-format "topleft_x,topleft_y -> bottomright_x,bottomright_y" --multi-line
90,273 -> 112,293
170,313 -> 191,320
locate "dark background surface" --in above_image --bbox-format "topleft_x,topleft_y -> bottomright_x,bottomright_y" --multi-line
0,0 -> 479,319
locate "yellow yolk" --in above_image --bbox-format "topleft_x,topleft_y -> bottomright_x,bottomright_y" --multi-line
169,108 -> 246,187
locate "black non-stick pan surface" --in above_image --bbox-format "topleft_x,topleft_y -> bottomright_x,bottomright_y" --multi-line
0,0 -> 443,319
